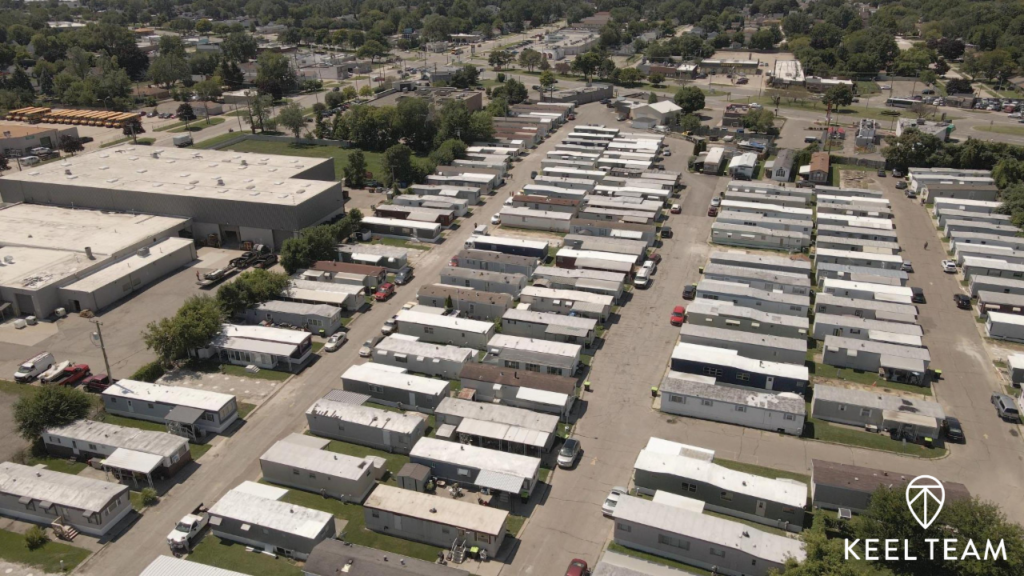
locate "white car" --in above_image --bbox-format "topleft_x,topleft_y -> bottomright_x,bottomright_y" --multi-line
602,487 -> 629,516
382,316 -> 397,335
901,260 -> 914,273
710,197 -> 722,207
557,438 -> 581,468
942,260 -> 958,273
490,214 -> 501,225
504,196 -> 515,205
641,259 -> 657,275
323,332 -> 347,352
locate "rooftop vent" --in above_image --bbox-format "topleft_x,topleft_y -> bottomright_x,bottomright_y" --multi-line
98,166 -> 109,170
137,169 -> 147,173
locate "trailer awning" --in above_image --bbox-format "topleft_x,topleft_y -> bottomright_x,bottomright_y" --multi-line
102,448 -> 162,475
166,405 -> 204,425
475,469 -> 526,494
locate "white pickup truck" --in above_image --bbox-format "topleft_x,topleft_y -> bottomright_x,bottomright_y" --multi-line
168,505 -> 209,555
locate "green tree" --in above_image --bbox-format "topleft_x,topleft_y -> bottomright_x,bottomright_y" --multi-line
539,70 -> 557,98
196,19 -> 213,36
518,48 -> 543,72
749,27 -> 777,50
359,85 -> 374,97
823,84 -> 854,109
679,113 -> 702,133
488,50 -> 514,70
14,386 -> 92,441
649,73 -> 665,86
279,225 -> 338,274
150,54 -> 191,88
919,69 -> 938,87
216,269 -> 290,315
429,139 -> 468,166
176,102 -> 196,129
222,31 -> 258,63
24,526 -> 48,550
58,134 -> 84,156
394,97 -> 434,152
256,52 -> 297,100
342,86 -> 357,101
743,108 -> 777,134
618,67 -> 642,86
192,77 -> 223,123
344,150 -> 368,188
882,130 -> 945,171
673,86 -> 705,114
277,102 -> 306,139
503,78 -> 528,104
217,60 -> 245,88
570,52 -> 602,82
356,40 -> 390,64
383,144 -> 417,186
142,295 -> 224,363
772,525 -> 859,576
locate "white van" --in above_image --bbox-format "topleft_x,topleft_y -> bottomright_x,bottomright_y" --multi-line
14,351 -> 55,383
634,268 -> 652,289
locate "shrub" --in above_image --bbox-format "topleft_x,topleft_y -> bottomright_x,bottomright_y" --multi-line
25,526 -> 48,550
140,487 -> 159,506
131,360 -> 165,383
496,72 -> 506,83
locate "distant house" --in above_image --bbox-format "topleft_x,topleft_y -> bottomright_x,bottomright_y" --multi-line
769,149 -> 796,182
727,152 -> 758,180
807,152 -> 829,183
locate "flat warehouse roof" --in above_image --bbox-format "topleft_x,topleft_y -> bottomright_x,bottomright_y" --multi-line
103,379 -> 235,412
342,363 -> 450,395
61,237 -> 195,293
1,147 -> 337,205
209,487 -> 333,538
0,461 -> 127,513
261,439 -> 374,480
365,484 -> 507,536
410,437 -> 540,479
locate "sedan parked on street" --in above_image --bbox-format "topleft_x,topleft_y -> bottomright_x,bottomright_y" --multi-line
942,260 -> 958,273
557,438 -> 581,468
601,487 -> 629,516
670,306 -> 685,326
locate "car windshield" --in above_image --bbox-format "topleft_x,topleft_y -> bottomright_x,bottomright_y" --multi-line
363,340 -> 374,347
604,498 -> 617,508
560,441 -> 577,456
174,522 -> 193,532
18,363 -> 32,372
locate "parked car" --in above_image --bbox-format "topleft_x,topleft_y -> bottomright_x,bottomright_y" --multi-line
648,252 -> 662,265
395,266 -> 414,285
54,364 -> 91,387
941,260 -> 958,273
911,287 -> 926,304
374,282 -> 396,301
557,438 -> 581,468
892,169 -> 903,177
660,226 -> 673,238
901,261 -> 914,273
710,197 -> 722,207
683,284 -> 697,300
954,294 -> 972,309
992,393 -> 1021,422
641,259 -> 657,275
382,315 -> 398,335
490,214 -> 501,225
565,560 -> 589,576
634,268 -> 651,289
944,416 -> 965,443
82,373 -> 112,392
359,335 -> 382,357
14,352 -> 55,383
254,254 -> 278,269
877,169 -> 886,177
670,204 -> 682,214
324,332 -> 347,352
663,148 -> 671,156
670,306 -> 685,326
601,487 -> 628,517
229,251 -> 259,268
896,180 -> 907,189
707,206 -> 718,217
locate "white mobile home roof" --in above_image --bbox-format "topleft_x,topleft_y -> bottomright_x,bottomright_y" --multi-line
361,216 -> 443,233
708,251 -> 812,273
288,279 -> 365,295
813,314 -> 923,337
0,461 -> 127,513
815,214 -> 894,230
542,167 -> 607,179
436,397 -> 558,433
822,278 -> 914,302
467,234 -> 550,252
261,439 -> 374,481
141,557 -> 250,576
684,300 -> 810,331
342,363 -> 449,396
557,247 -> 638,264
209,487 -> 333,539
933,198 -> 1002,211
103,379 -> 235,412
613,496 -> 805,565
523,184 -> 588,199
306,398 -> 425,434
365,484 -> 508,536
634,451 -> 807,507
374,335 -> 475,363
253,300 -> 339,317
816,248 -> 903,265
673,342 -> 810,380
661,373 -> 806,415
824,335 -> 931,363
697,279 -> 810,307
520,285 -> 615,306
410,437 -> 540,480
46,420 -> 187,459
963,256 -> 1024,274
812,185 -> 884,198
488,333 -> 581,361
395,309 -> 494,334
703,263 -> 812,288
503,307 -> 598,334
719,200 -> 813,219
814,384 -> 944,420
813,292 -> 918,317
501,206 -> 574,221
644,437 -> 716,461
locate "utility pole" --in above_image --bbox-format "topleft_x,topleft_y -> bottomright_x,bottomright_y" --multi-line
91,320 -> 112,379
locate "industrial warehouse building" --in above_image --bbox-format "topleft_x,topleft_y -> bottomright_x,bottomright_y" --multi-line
658,373 -> 806,436
306,390 -> 426,454
208,482 -> 336,560
434,397 -> 559,453
0,147 -> 344,250
363,485 -> 509,558
341,363 -> 451,412
102,380 -> 239,438
371,334 -> 476,379
259,434 -> 381,502
0,203 -> 193,317
409,437 -> 541,497
632,439 -> 808,532
0,462 -> 132,537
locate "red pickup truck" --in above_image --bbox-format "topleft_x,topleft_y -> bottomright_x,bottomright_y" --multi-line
53,364 -> 91,387
374,282 -> 396,301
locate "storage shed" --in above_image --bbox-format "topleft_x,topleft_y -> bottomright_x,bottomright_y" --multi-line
396,463 -> 432,492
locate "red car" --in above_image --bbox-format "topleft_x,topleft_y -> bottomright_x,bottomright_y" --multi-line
670,306 -> 685,326
565,559 -> 589,576
374,282 -> 396,301
84,373 -> 113,392
54,364 -> 91,387
707,206 -> 718,217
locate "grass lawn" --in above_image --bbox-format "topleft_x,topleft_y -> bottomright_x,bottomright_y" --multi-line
195,131 -> 247,149
805,414 -> 946,458
322,438 -> 409,484
23,447 -> 87,475
311,341 -> 325,354
607,543 -> 714,576
96,412 -> 167,432
188,535 -> 302,576
238,402 -> 257,420
156,117 -> 226,132
0,528 -> 91,573
100,136 -> 155,148
703,509 -> 795,536
506,515 -> 527,537
975,124 -> 1024,137
811,363 -> 933,396
220,363 -> 292,381
221,139 -> 430,183
539,466 -> 551,483
279,489 -> 444,562
856,81 -> 881,95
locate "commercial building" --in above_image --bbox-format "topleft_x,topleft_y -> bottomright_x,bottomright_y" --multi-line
0,124 -> 80,157
435,397 -> 559,453
0,147 -> 344,251
0,462 -> 131,537
305,390 -> 426,454
812,384 -> 945,441
632,442 -> 808,532
659,373 -> 805,436
197,324 -> 314,373
259,434 -> 379,502
683,300 -> 808,339
519,285 -> 614,321
410,437 -> 541,497
208,482 -> 336,560
395,308 -> 496,349
502,307 -> 597,347
102,380 -> 238,439
612,494 -> 804,576
244,301 -> 343,336
671,342 -> 808,393
0,204 -> 192,317
459,363 -> 577,417
341,363 -> 450,413
44,420 -> 191,484
483,334 -> 581,377
364,484 -> 509,558
771,60 -> 805,87
372,334 -> 475,380
416,284 -> 512,322
811,460 -> 969,515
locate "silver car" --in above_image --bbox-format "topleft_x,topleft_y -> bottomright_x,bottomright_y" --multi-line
602,487 -> 629,516
323,332 -> 346,352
